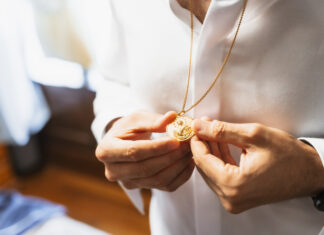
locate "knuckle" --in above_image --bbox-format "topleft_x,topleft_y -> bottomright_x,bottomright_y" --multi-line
104,168 -> 118,182
226,170 -> 246,186
219,170 -> 235,185
232,174 -> 247,189
95,145 -> 106,162
224,202 -> 242,214
211,121 -> 226,139
238,170 -> 250,184
125,145 -> 138,161
247,123 -> 264,140
224,187 -> 240,202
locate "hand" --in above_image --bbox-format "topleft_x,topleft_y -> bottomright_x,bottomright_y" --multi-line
96,110 -> 194,192
190,118 -> 324,213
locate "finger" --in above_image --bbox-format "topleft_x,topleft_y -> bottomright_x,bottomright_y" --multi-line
191,136 -> 238,181
218,143 -> 237,165
132,111 -> 177,133
190,135 -> 211,156
106,144 -> 190,180
98,136 -> 180,163
152,111 -> 178,132
197,168 -> 225,197
162,160 -> 195,192
208,141 -> 235,165
209,141 -> 221,158
192,120 -> 252,148
123,131 -> 152,141
198,117 -> 226,163
198,117 -> 238,165
123,154 -> 192,189
200,117 -> 223,158
201,116 -> 212,121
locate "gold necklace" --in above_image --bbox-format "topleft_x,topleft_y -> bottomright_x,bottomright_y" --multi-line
167,0 -> 248,141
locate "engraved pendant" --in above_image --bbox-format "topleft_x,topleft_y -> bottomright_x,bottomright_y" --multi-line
167,115 -> 194,141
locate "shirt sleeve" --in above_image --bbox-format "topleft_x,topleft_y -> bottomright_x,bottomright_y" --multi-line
91,77 -> 146,213
319,226 -> 324,235
91,77 -> 145,213
91,77 -> 144,142
90,0 -> 145,142
90,0 -> 145,213
299,137 -> 324,167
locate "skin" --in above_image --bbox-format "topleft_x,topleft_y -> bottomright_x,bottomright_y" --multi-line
95,111 -> 194,192
190,117 -> 324,214
177,0 -> 211,23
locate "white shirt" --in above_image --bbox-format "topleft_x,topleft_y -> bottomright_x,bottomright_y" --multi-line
91,0 -> 324,234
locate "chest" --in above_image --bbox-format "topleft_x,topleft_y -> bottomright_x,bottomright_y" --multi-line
193,0 -> 324,135
121,0 -> 324,136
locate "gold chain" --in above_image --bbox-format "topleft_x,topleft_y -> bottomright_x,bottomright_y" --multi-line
179,0 -> 248,116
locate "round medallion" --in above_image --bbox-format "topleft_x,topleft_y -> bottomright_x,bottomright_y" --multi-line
167,116 -> 194,141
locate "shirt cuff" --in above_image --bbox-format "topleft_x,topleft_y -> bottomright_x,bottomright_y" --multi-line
319,227 -> 324,235
320,226 -> 324,235
299,137 -> 324,167
118,182 -> 145,214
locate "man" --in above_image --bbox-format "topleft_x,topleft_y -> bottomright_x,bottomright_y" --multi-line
92,0 -> 324,234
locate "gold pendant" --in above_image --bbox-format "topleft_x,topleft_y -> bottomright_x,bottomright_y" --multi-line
167,115 -> 194,141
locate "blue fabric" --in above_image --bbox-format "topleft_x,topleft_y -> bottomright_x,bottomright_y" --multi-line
0,190 -> 65,235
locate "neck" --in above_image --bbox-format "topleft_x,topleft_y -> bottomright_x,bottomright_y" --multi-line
177,0 -> 211,23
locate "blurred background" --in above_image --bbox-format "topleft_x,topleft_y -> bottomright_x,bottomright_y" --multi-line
0,0 -> 150,234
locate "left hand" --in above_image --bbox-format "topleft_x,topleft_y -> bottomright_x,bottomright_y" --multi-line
190,119 -> 324,214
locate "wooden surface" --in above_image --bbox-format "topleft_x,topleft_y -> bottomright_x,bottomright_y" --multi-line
14,165 -> 151,235
0,145 -> 15,187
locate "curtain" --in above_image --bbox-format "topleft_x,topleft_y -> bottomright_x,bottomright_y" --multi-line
0,0 -> 50,145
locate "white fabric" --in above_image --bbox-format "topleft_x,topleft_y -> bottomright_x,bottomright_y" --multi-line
118,182 -> 145,215
24,215 -> 108,235
0,0 -> 49,145
91,0 -> 324,234
300,138 -> 324,167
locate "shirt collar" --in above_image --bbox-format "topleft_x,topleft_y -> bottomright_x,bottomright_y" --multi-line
168,0 -> 202,34
167,0 -> 279,35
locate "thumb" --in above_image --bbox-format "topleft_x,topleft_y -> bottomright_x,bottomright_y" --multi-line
192,119 -> 251,148
152,111 -> 178,132
135,111 -> 177,133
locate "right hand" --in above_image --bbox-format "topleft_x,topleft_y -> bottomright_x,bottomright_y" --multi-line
95,110 -> 194,192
